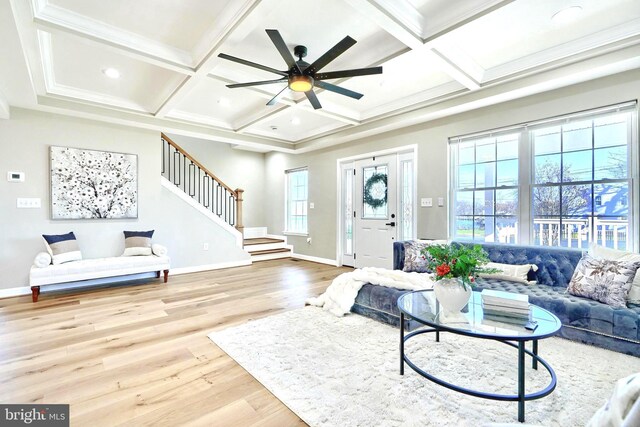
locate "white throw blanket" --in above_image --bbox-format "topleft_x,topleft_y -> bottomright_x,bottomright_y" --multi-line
306,267 -> 435,317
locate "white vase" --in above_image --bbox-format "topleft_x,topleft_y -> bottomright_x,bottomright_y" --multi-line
433,278 -> 472,313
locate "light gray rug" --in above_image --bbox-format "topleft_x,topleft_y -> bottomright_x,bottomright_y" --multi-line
208,307 -> 640,427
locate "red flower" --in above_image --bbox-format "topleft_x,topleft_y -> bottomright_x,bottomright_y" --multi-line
436,263 -> 451,277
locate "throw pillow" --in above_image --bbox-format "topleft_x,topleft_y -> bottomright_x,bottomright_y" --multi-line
42,232 -> 82,265
123,230 -> 154,256
589,243 -> 640,304
587,372 -> 640,427
567,253 -> 639,308
402,240 -> 448,273
479,262 -> 538,285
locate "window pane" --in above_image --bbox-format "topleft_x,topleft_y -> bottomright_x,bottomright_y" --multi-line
476,139 -> 495,163
562,150 -> 592,182
562,120 -> 592,152
594,218 -> 628,250
496,217 -> 518,244
535,154 -> 561,184
594,183 -> 628,217
534,127 -> 561,155
459,142 -> 475,165
474,190 -> 493,216
594,146 -> 627,180
474,217 -> 487,241
497,136 -> 518,160
561,185 -> 591,216
496,159 -> 518,186
286,169 -> 308,233
458,165 -> 475,189
455,216 -> 473,239
594,116 -> 627,148
362,165 -> 388,219
476,162 -> 496,188
533,186 -> 560,216
456,191 -> 473,215
496,189 -> 518,215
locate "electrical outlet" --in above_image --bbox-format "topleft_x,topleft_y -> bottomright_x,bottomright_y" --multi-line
421,198 -> 432,207
306,237 -> 312,244
203,243 -> 209,251
438,197 -> 444,207
309,202 -> 315,209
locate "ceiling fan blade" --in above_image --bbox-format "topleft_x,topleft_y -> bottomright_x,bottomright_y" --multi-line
227,78 -> 287,88
265,29 -> 302,74
315,81 -> 363,100
315,66 -> 383,80
266,86 -> 288,106
218,53 -> 287,77
305,90 -> 322,110
306,36 -> 356,75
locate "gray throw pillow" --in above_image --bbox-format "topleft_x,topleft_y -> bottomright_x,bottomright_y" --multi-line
567,253 -> 639,308
402,241 -> 430,273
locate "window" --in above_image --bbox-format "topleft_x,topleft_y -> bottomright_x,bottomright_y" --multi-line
450,102 -> 637,250
285,168 -> 308,233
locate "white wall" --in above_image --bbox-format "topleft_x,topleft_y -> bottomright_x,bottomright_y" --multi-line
0,109 -> 249,290
164,133 -> 266,228
264,69 -> 640,261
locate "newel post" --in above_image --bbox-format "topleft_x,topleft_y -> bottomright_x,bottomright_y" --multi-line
235,188 -> 244,236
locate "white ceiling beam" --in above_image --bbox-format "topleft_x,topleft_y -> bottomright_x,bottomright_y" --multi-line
31,1 -> 195,75
154,0 -> 263,118
429,48 -> 482,90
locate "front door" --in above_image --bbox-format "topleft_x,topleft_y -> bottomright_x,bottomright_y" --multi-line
354,154 -> 397,268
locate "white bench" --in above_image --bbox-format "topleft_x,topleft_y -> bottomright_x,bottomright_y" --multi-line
29,250 -> 170,302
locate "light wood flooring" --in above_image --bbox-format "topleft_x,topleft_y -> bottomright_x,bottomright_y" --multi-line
0,259 -> 351,426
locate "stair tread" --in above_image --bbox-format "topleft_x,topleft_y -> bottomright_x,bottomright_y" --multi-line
244,238 -> 285,245
250,248 -> 291,256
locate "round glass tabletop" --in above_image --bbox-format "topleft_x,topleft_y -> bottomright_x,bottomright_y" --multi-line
397,290 -> 561,341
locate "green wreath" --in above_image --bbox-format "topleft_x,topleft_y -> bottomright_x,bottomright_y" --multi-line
364,173 -> 388,209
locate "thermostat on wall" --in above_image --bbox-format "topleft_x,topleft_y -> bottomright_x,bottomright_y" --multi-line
7,171 -> 25,182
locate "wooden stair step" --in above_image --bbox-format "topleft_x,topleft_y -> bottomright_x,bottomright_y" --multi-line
249,248 -> 291,256
243,238 -> 285,246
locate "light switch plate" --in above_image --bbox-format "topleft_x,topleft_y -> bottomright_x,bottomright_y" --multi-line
309,202 -> 315,209
438,197 -> 444,207
17,198 -> 41,208
421,198 -> 432,207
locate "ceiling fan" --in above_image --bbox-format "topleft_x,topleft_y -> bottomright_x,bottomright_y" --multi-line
217,29 -> 383,110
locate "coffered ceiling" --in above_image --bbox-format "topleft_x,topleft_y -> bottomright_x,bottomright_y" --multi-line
1,0 -> 640,153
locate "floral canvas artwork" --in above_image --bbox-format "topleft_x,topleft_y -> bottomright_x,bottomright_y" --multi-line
50,146 -> 138,219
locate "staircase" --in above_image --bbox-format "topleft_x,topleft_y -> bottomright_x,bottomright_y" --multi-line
243,229 -> 292,261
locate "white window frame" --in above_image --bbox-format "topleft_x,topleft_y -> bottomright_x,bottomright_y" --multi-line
449,101 -> 638,251
285,167 -> 309,235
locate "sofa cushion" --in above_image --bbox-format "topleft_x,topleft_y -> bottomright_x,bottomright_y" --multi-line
42,231 -> 82,265
567,254 -> 639,309
474,278 -> 640,342
123,230 -> 154,256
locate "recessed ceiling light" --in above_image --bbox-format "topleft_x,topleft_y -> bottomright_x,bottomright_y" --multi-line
552,6 -> 583,24
217,97 -> 231,107
291,117 -> 300,125
102,68 -> 120,79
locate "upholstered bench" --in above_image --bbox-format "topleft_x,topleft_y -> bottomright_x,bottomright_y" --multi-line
352,241 -> 640,356
29,253 -> 170,302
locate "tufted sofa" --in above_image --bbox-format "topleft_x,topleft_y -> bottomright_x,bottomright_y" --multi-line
352,241 -> 640,357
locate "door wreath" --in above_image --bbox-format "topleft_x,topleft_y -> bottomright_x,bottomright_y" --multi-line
363,173 -> 387,209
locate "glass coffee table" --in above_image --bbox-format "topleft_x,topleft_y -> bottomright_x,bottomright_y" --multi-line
397,290 -> 561,423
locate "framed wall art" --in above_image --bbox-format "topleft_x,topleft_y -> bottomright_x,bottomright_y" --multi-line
50,146 -> 138,219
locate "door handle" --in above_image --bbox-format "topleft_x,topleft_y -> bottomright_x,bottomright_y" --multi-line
385,221 -> 396,226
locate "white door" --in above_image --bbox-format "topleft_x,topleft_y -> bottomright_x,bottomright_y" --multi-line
354,154 -> 397,268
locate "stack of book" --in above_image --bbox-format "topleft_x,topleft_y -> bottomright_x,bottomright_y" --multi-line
481,289 -> 531,324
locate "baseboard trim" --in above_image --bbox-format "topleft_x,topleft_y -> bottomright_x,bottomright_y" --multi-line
0,286 -> 31,299
170,260 -> 252,275
291,253 -> 339,267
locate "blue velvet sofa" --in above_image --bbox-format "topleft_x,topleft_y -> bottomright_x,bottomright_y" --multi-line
352,241 -> 640,357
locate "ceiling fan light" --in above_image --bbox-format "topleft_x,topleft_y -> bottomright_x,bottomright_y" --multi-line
289,75 -> 314,92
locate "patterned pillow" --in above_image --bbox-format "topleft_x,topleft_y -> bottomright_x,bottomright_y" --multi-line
123,230 -> 154,256
42,232 -> 82,265
567,253 -> 640,308
403,241 -> 430,273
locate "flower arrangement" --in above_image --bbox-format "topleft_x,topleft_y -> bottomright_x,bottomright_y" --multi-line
421,243 -> 500,290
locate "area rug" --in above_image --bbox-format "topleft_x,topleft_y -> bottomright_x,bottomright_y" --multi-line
208,307 -> 640,426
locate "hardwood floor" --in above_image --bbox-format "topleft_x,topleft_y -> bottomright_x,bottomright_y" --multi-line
0,259 -> 350,426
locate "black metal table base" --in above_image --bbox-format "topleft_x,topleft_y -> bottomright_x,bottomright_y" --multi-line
400,312 -> 557,423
